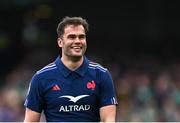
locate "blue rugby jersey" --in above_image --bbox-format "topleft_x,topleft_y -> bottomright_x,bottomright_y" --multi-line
24,56 -> 118,122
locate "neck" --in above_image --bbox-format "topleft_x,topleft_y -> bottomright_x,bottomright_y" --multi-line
61,55 -> 84,71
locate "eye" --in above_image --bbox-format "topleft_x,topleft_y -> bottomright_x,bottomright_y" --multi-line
67,34 -> 86,40
68,34 -> 77,40
78,34 -> 86,40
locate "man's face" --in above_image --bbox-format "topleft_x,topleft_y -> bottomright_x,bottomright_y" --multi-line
58,25 -> 87,58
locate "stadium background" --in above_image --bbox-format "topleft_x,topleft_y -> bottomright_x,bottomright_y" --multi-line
0,0 -> 180,121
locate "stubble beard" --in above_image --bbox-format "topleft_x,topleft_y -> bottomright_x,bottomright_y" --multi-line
64,48 -> 86,62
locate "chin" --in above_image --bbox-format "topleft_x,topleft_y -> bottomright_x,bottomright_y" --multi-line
72,52 -> 84,57
72,55 -> 83,58
70,55 -> 83,62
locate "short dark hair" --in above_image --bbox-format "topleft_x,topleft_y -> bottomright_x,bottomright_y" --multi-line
56,16 -> 89,37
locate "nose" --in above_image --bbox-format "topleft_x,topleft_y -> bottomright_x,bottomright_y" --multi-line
74,37 -> 82,43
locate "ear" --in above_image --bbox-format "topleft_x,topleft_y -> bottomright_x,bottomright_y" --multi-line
57,38 -> 62,48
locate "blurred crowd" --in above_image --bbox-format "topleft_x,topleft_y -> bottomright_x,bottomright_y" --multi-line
0,49 -> 180,122
111,56 -> 180,122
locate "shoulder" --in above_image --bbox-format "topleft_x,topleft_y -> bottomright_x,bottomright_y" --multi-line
87,60 -> 113,84
34,62 -> 58,78
88,60 -> 108,73
28,62 -> 58,90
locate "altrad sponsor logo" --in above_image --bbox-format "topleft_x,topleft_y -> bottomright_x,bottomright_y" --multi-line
58,95 -> 90,112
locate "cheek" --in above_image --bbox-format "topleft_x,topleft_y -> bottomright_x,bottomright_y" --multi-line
59,41 -> 69,48
63,42 -> 72,50
82,40 -> 87,45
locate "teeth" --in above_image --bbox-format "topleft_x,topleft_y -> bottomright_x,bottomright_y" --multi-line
73,47 -> 81,49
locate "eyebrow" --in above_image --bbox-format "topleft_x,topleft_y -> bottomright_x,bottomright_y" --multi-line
67,34 -> 86,38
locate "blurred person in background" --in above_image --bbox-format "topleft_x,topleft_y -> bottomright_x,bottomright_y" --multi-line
24,16 -> 118,122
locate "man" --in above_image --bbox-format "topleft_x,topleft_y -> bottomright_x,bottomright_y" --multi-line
24,16 -> 118,122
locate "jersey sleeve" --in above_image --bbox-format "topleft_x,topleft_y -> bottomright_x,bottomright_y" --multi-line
24,73 -> 44,113
99,70 -> 118,107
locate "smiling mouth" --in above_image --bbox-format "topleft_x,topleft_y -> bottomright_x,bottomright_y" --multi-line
71,46 -> 82,50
